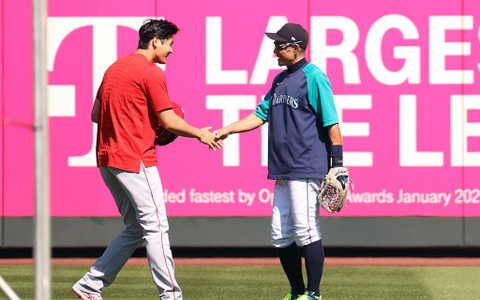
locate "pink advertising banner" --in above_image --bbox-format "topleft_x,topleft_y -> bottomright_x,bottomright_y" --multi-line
1,0 -> 479,217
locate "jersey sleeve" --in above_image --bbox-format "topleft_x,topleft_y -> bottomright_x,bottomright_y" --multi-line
143,66 -> 172,112
307,70 -> 339,127
253,89 -> 271,121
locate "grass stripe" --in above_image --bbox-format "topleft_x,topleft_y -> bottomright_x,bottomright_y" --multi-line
0,265 -> 479,299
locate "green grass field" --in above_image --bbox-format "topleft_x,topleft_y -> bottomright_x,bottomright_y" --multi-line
0,264 -> 479,299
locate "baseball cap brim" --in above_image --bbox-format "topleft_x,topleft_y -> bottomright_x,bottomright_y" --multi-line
265,32 -> 288,42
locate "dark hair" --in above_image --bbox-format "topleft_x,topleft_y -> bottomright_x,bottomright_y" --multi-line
137,19 -> 180,50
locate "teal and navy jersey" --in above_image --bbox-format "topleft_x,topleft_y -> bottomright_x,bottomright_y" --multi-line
254,59 -> 339,180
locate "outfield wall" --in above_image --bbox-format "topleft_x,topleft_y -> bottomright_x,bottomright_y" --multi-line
1,0 -> 480,248
2,216 -> 480,248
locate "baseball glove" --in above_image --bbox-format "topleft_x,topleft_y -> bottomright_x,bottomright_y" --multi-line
318,167 -> 350,213
155,126 -> 178,146
155,101 -> 184,146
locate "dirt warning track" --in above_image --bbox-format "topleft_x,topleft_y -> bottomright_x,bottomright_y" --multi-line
1,257 -> 480,266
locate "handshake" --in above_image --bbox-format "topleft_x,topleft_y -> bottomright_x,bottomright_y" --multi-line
155,124 -> 226,151
156,107 -> 263,152
155,101 -> 240,151
190,126 -> 232,151
176,124 -> 244,151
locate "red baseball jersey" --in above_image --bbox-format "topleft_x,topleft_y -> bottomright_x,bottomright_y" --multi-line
96,53 -> 172,173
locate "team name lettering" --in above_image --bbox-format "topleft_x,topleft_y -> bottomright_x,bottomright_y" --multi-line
271,93 -> 299,109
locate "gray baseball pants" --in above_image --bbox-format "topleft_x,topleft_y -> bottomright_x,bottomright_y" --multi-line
73,162 -> 182,299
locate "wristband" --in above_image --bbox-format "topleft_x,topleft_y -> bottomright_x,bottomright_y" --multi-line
331,145 -> 343,167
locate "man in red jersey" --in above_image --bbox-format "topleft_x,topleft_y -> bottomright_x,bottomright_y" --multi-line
72,19 -> 220,300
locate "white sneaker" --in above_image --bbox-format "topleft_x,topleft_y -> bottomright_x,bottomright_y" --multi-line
72,285 -> 103,300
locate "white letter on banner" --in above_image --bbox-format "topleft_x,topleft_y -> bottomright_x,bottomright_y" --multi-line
48,85 -> 76,117
429,16 -> 473,84
478,26 -> 480,73
334,95 -> 372,166
206,95 -> 257,166
47,17 -> 147,167
365,15 -> 420,85
206,17 -> 248,84
451,95 -> 480,166
250,16 -> 288,84
261,121 -> 268,167
310,16 -> 360,84
399,95 -> 443,166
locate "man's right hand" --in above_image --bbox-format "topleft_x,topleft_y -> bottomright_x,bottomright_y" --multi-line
197,127 -> 222,151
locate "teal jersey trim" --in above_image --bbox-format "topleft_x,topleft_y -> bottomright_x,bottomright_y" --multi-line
303,63 -> 339,127
253,94 -> 269,121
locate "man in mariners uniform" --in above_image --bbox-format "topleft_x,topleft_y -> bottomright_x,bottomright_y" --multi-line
215,23 -> 343,300
72,19 -> 221,300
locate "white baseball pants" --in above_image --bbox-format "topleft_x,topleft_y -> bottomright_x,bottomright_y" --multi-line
74,162 -> 182,299
271,179 -> 323,248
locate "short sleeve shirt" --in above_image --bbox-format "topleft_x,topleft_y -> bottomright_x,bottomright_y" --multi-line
96,53 -> 172,173
253,60 -> 339,180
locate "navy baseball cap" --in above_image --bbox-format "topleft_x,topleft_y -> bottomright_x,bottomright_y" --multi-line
265,23 -> 309,49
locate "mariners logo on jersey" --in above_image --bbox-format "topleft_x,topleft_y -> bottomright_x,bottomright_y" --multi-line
271,93 -> 299,109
